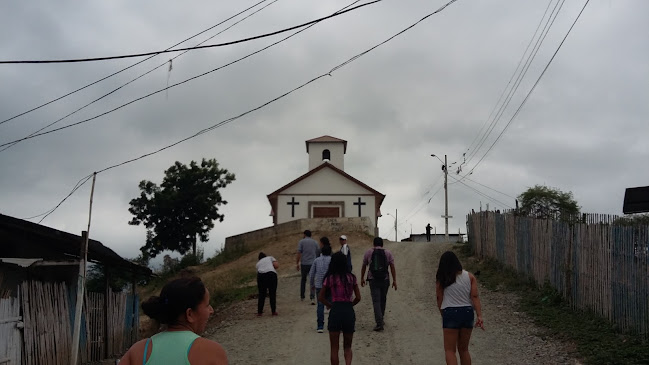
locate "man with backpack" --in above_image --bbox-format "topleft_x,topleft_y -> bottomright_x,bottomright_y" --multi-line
360,237 -> 397,331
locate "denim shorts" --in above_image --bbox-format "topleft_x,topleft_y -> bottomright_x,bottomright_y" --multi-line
442,306 -> 474,329
328,302 -> 355,333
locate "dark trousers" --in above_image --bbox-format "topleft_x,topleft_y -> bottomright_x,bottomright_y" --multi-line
257,271 -> 278,314
301,264 -> 314,300
369,279 -> 390,327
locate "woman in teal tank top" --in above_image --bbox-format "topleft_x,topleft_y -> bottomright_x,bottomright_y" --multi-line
118,277 -> 228,365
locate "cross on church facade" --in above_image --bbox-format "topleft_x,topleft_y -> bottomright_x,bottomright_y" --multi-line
287,197 -> 300,217
353,197 -> 366,217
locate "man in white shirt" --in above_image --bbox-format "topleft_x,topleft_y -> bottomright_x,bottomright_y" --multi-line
339,235 -> 352,272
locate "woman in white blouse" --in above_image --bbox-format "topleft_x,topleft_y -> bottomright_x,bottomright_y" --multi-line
256,252 -> 279,316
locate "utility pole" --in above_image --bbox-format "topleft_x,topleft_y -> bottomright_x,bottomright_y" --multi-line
443,154 -> 450,242
432,154 -> 452,242
71,172 -> 97,365
394,209 -> 397,242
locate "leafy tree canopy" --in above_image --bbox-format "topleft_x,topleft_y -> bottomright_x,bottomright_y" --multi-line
614,213 -> 649,226
128,158 -> 235,258
517,185 -> 580,220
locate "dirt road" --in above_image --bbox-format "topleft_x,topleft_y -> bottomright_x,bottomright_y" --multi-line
208,241 -> 580,364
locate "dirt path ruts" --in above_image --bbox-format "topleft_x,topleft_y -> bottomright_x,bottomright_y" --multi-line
209,242 -> 580,364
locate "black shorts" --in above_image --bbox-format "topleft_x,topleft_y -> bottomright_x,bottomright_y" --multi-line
328,302 -> 355,333
442,306 -> 474,329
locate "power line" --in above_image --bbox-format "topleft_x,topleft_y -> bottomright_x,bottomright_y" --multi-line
449,175 -> 513,209
0,0 -> 382,149
397,183 -> 444,229
461,0 -> 554,160
464,0 -> 564,167
462,176 -> 516,199
23,0 -> 461,222
0,0 -> 270,127
0,0 -> 281,153
462,0 -> 589,178
0,1 -> 382,65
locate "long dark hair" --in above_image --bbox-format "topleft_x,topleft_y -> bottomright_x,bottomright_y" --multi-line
436,251 -> 463,289
324,252 -> 354,297
141,276 -> 206,325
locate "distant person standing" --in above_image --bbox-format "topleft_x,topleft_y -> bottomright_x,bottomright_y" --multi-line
426,223 -> 432,242
436,251 -> 484,365
319,252 -> 361,365
360,237 -> 397,331
339,235 -> 352,272
297,230 -> 320,304
256,252 -> 279,316
309,243 -> 333,332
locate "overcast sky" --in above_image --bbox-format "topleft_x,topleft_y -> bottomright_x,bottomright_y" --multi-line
1,0 -> 647,264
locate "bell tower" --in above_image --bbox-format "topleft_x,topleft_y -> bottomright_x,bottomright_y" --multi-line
305,136 -> 347,171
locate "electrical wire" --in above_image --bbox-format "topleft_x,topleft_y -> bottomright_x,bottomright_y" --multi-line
461,0 -> 554,161
449,175 -> 513,209
462,176 -> 516,199
22,0 -> 461,222
0,0 -> 270,127
0,1 -> 382,65
0,0 -> 381,149
464,0 -> 565,167
462,0 -> 589,178
0,0 -> 281,153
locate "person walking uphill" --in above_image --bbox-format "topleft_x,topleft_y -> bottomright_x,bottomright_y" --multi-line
256,252 -> 279,316
435,251 -> 484,365
360,237 -> 397,331
309,241 -> 332,332
319,252 -> 361,365
339,235 -> 352,272
297,230 -> 320,304
118,277 -> 228,365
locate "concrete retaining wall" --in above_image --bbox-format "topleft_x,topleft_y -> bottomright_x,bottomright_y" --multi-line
224,217 -> 373,253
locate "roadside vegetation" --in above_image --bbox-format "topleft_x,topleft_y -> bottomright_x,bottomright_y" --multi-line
454,243 -> 649,365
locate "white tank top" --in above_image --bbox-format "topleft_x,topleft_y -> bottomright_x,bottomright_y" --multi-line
441,270 -> 473,309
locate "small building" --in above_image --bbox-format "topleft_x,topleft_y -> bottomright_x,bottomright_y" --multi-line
402,233 -> 465,243
267,136 -> 385,235
0,213 -> 151,365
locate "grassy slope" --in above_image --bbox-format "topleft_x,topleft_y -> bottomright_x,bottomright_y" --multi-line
138,230 -> 375,336
454,243 -> 649,365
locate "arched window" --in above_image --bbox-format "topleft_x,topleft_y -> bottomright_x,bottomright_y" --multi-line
322,149 -> 331,161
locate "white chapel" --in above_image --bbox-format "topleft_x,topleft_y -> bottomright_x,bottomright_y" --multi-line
267,136 -> 385,232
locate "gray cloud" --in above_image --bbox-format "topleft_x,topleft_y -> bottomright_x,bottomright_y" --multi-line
1,0 -> 647,260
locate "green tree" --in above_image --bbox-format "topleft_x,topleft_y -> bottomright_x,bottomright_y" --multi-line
613,213 -> 649,226
128,158 -> 235,258
517,185 -> 580,221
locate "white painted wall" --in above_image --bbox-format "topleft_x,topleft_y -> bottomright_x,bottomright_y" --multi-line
277,167 -> 378,228
308,142 -> 345,171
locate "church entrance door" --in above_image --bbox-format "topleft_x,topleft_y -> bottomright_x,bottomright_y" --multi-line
313,207 -> 340,218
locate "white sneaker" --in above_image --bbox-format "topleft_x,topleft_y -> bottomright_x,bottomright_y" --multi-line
317,329 -> 324,333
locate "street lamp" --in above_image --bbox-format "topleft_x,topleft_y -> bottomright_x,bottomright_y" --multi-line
431,154 -> 452,241
385,210 -> 397,242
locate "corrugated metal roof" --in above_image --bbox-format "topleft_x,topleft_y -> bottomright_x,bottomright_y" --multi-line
0,258 -> 42,267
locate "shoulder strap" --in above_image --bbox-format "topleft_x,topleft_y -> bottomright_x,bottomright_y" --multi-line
143,338 -> 151,365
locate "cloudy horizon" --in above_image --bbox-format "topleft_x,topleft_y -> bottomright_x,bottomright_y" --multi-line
1,0 -> 647,263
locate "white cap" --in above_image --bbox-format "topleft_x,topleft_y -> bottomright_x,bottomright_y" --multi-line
340,235 -> 347,240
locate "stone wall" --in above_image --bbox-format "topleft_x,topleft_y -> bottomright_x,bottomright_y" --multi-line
224,217 -> 373,253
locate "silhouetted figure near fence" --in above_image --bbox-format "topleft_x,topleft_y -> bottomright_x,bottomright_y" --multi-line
426,223 -> 432,242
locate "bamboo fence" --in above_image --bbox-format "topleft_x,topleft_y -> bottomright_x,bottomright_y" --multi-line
0,295 -> 22,365
15,280 -> 138,364
468,211 -> 649,339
